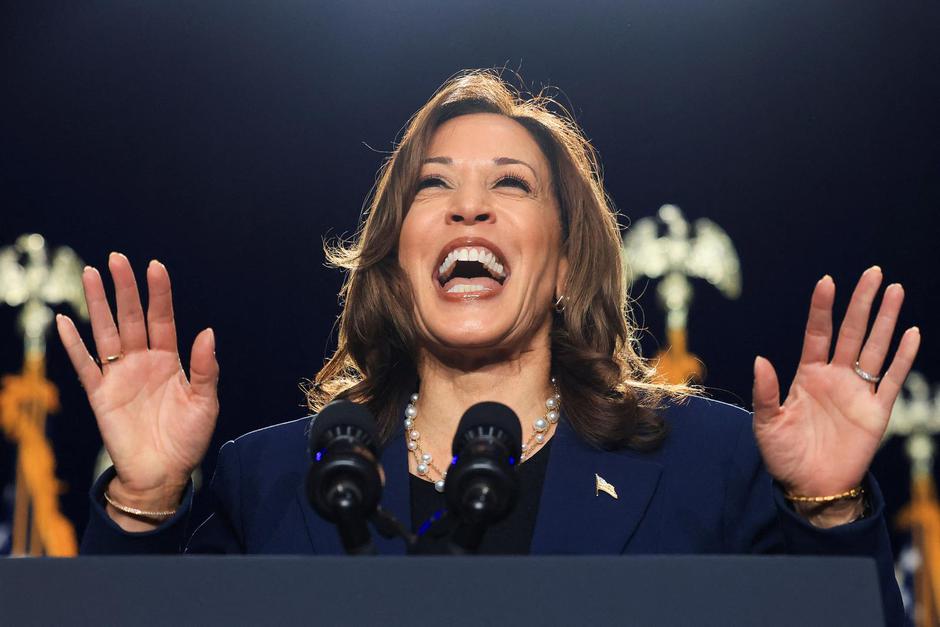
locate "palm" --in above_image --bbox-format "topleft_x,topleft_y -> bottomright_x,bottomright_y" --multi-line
90,350 -> 216,489
752,268 -> 920,497
56,254 -> 219,494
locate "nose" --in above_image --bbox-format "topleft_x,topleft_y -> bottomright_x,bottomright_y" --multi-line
447,191 -> 494,225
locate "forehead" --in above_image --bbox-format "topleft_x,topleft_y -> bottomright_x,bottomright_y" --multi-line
427,113 -> 548,170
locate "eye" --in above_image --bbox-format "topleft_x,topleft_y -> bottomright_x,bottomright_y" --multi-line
495,174 -> 532,193
416,176 -> 446,191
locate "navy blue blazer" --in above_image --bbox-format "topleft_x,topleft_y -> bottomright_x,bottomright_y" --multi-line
82,396 -> 904,624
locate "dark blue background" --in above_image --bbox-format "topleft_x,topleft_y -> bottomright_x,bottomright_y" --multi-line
1,1 -> 937,550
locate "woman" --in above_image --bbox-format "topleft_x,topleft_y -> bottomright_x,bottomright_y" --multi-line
58,71 -> 918,621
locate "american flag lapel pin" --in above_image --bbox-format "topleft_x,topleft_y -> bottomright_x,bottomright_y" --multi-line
595,473 -> 618,499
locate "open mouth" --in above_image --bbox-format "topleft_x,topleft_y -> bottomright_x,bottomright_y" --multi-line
435,242 -> 508,296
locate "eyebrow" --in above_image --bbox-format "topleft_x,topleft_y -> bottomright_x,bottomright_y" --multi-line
422,156 -> 540,182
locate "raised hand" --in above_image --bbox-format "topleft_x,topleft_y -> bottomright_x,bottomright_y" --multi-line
752,267 -> 921,524
56,253 -> 219,524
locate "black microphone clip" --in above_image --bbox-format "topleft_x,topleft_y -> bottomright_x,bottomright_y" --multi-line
429,401 -> 523,554
305,400 -> 386,555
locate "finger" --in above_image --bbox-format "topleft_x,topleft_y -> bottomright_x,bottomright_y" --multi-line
832,266 -> 883,366
752,356 -> 782,424
146,260 -> 178,353
877,327 -> 922,408
799,275 -> 835,365
55,314 -> 102,393
82,265 -> 123,362
189,328 -> 219,400
857,283 -> 904,377
108,252 -> 148,352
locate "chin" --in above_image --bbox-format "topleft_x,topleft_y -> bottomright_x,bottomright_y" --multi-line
439,326 -> 510,349
422,318 -> 515,352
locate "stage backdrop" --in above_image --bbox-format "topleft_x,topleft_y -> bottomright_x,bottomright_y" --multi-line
1,1 -> 937,556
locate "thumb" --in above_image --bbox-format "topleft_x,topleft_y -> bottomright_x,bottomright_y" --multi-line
189,327 -> 219,399
752,355 -> 782,424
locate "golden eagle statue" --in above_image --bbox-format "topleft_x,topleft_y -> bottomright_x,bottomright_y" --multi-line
0,233 -> 87,556
621,204 -> 741,384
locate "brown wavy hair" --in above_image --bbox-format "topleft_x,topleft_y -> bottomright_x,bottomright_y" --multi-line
308,69 -> 684,452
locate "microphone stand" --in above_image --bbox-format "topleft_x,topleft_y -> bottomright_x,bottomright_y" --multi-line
411,482 -> 503,555
448,481 -> 499,554
326,480 -> 376,555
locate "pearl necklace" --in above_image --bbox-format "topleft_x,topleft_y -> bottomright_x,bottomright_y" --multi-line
404,379 -> 562,493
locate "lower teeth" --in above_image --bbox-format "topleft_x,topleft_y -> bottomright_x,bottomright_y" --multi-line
447,284 -> 488,294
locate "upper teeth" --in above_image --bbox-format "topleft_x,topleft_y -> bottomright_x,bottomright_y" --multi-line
438,246 -> 506,281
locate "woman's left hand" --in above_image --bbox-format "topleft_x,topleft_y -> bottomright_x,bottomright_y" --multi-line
752,267 -> 921,514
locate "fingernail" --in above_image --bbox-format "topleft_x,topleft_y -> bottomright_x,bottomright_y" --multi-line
911,326 -> 920,334
819,274 -> 832,284
83,265 -> 93,274
867,265 -> 882,274
208,328 -> 216,353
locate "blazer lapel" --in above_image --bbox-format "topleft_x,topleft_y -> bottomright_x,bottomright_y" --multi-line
530,418 -> 663,554
373,424 -> 410,555
296,423 -> 410,556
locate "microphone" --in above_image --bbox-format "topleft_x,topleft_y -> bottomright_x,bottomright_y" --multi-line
443,401 -> 523,554
305,400 -> 384,555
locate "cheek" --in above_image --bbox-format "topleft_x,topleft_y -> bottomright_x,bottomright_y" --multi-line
397,211 -> 428,275
522,221 -> 563,278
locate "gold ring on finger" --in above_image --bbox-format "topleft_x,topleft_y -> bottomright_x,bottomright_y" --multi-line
103,353 -> 124,364
853,361 -> 882,384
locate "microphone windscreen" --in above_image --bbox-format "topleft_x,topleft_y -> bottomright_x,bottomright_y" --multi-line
308,399 -> 378,450
453,402 -> 523,456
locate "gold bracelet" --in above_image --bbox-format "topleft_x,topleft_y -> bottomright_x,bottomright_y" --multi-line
104,491 -> 178,520
784,486 -> 864,504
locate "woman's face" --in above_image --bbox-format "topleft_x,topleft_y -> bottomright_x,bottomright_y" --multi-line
398,113 -> 567,359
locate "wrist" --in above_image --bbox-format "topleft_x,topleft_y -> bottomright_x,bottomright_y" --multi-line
104,476 -> 185,532
107,476 -> 186,512
791,494 -> 868,528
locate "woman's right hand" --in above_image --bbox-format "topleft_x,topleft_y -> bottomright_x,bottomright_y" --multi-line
56,252 -> 219,528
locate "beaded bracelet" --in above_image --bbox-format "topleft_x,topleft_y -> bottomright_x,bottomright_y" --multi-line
104,491 -> 178,520
783,486 -> 864,504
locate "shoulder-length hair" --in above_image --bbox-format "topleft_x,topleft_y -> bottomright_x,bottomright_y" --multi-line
308,69 -> 684,452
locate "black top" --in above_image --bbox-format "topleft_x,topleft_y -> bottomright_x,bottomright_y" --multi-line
408,438 -> 554,554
